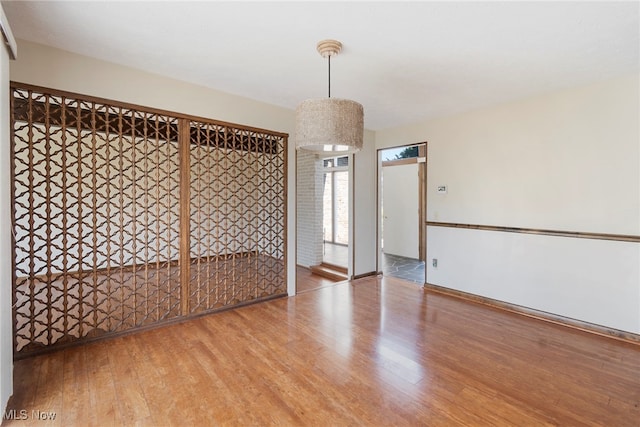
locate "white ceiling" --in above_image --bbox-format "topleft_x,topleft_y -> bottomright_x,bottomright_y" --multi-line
3,1 -> 639,130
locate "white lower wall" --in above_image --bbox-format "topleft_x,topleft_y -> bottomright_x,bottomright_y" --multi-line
428,226 -> 640,333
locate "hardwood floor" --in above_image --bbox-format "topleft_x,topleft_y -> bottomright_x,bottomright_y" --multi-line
4,275 -> 639,426
295,265 -> 342,293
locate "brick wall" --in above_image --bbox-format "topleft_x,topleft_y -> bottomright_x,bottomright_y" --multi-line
296,151 -> 323,267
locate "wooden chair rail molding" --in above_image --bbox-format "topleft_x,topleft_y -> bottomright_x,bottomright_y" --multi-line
426,221 -> 640,243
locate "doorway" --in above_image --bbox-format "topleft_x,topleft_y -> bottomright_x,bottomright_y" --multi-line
322,155 -> 349,267
295,152 -> 351,293
378,143 -> 426,284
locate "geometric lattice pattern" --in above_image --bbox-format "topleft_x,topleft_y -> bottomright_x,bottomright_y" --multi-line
11,84 -> 287,358
188,122 -> 286,314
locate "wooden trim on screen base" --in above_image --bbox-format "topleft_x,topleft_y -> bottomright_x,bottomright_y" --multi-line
426,221 -> 640,243
13,292 -> 288,360
423,282 -> 640,346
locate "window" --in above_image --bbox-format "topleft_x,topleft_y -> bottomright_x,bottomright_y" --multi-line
323,156 -> 349,245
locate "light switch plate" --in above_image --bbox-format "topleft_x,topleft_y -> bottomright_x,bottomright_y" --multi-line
437,185 -> 447,194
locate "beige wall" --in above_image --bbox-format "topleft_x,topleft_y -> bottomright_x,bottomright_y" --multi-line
0,5 -> 15,413
377,73 -> 640,334
378,74 -> 640,234
11,41 -> 296,134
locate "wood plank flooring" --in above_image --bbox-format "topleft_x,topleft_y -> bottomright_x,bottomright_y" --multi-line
295,265 -> 342,293
4,275 -> 640,426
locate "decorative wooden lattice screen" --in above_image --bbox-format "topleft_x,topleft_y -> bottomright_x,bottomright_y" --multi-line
11,83 -> 287,358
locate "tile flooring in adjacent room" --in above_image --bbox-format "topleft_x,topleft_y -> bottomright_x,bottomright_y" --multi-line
381,253 -> 425,284
322,242 -> 426,284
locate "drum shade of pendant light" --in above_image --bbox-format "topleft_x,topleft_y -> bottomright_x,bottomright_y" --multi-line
295,40 -> 364,155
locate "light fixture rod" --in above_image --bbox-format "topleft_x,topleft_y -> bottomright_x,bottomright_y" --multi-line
328,55 -> 331,98
317,39 -> 342,99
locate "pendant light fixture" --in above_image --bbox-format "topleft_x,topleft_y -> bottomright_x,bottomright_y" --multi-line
295,39 -> 364,155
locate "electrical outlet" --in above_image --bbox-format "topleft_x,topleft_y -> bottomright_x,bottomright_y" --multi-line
432,258 -> 438,268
